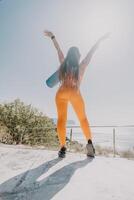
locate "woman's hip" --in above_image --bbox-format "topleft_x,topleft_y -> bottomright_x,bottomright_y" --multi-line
55,85 -> 81,100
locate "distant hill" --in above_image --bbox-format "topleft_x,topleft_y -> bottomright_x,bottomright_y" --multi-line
51,118 -> 75,125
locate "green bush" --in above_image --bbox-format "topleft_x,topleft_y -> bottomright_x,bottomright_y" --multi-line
0,121 -> 13,144
0,99 -> 58,146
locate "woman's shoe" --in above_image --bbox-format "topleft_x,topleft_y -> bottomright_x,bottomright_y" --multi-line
86,139 -> 95,157
58,146 -> 67,158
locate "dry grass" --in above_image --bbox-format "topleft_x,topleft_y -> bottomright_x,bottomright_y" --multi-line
119,149 -> 134,159
68,142 -> 134,160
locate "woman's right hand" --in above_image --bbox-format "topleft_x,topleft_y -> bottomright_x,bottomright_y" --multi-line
97,32 -> 111,44
44,30 -> 54,38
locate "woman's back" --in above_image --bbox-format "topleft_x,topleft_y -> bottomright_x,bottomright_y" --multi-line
59,61 -> 84,90
61,73 -> 80,88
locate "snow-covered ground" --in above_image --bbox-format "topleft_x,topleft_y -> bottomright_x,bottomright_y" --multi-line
0,143 -> 134,200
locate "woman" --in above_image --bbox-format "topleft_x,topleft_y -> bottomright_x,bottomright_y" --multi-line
44,30 -> 110,158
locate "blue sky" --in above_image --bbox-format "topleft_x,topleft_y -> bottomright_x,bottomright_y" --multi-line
0,0 -> 134,126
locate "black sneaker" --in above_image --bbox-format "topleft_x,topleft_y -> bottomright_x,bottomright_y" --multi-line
58,146 -> 67,158
86,139 -> 95,157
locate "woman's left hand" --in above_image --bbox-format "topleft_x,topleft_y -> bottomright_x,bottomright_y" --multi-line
44,30 -> 54,38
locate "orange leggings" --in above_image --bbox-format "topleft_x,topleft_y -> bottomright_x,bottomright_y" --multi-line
55,86 -> 92,147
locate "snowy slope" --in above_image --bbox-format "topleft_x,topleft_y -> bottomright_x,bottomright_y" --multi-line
0,143 -> 134,200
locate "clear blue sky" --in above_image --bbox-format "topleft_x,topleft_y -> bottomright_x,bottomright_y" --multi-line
0,0 -> 134,126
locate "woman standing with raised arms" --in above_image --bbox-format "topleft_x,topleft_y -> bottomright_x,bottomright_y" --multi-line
44,30 -> 110,158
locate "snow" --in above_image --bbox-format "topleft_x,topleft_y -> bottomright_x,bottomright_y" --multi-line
0,143 -> 134,200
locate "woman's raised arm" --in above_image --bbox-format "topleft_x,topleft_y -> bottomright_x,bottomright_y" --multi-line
44,30 -> 65,64
79,32 -> 111,77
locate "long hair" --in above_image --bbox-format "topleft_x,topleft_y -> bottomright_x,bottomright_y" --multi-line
59,46 -> 81,89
